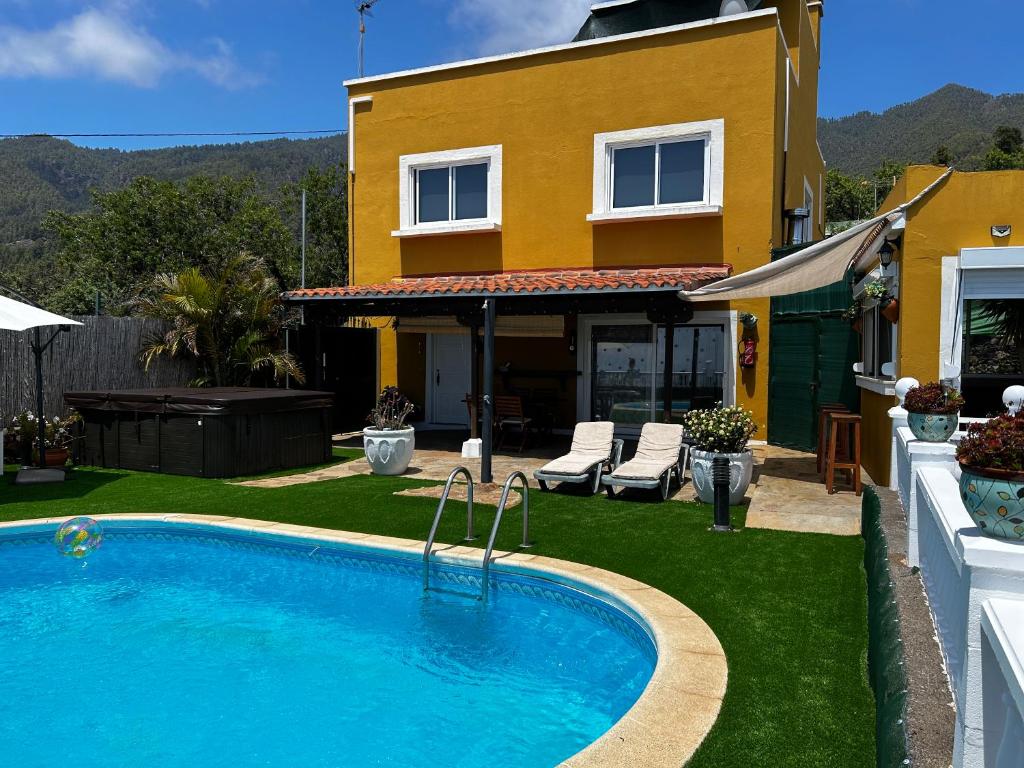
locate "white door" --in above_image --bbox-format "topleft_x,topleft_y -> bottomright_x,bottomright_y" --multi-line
430,334 -> 471,426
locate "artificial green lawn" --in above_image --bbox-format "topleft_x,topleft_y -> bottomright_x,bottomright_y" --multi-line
0,463 -> 875,767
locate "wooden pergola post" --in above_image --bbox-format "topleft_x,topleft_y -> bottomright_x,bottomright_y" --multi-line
469,320 -> 481,440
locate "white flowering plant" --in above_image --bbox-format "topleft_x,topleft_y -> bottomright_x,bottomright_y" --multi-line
6,410 -> 80,453
682,405 -> 758,454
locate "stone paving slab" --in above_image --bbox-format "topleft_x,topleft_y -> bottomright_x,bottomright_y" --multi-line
237,441 -> 864,537
394,483 -> 522,508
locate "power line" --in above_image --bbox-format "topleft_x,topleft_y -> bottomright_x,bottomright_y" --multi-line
0,129 -> 343,139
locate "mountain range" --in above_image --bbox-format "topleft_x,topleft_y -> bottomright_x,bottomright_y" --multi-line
0,134 -> 344,266
819,84 -> 1024,176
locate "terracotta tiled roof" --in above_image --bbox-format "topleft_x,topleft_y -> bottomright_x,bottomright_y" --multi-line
286,266 -> 730,301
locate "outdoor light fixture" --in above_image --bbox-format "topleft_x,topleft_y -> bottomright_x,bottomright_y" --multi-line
878,240 -> 896,268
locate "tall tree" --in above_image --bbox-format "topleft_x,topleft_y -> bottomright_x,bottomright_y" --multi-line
983,126 -> 1024,171
825,169 -> 874,223
137,254 -> 303,387
43,175 -> 297,315
280,162 -> 348,289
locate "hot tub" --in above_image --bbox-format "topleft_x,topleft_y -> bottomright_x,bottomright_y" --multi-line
64,388 -> 334,478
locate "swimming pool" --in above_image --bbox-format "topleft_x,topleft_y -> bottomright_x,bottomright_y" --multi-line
0,519 -> 672,767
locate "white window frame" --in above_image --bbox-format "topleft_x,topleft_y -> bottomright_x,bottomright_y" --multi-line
940,246 -> 1024,385
588,119 -> 725,224
853,267 -> 898,393
393,145 -> 502,238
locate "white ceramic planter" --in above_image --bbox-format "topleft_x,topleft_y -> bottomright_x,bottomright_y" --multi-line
690,449 -> 754,506
363,427 -> 415,476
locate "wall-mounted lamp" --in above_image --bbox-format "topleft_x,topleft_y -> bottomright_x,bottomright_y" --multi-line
992,225 -> 1012,239
878,236 -> 901,268
738,312 -> 759,330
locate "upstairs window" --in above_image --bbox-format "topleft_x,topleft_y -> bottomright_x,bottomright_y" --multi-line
396,145 -> 502,237
611,139 -> 707,209
416,162 -> 489,224
589,119 -> 724,224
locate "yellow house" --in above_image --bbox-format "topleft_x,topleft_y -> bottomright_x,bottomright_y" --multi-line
289,0 -> 826,458
856,166 -> 1024,484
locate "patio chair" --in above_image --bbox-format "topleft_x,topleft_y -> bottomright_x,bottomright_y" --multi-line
534,422 -> 623,494
602,422 -> 687,501
495,395 -> 534,452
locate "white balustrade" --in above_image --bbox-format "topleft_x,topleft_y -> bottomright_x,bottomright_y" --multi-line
981,600 -> 1024,768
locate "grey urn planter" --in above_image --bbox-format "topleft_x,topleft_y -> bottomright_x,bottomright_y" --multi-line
907,411 -> 959,443
363,427 -> 415,476
690,449 -> 754,506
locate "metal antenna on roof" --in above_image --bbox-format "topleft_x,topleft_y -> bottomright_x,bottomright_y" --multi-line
356,0 -> 382,78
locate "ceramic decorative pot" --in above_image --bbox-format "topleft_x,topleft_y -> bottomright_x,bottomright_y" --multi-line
881,298 -> 900,324
959,464 -> 1024,542
33,448 -> 69,467
907,411 -> 959,443
690,449 -> 754,506
363,427 -> 415,476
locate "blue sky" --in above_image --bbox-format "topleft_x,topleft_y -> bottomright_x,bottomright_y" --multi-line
1,0 -> 1021,151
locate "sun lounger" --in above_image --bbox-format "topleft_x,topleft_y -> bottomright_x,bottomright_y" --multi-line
602,422 -> 687,501
534,421 -> 622,494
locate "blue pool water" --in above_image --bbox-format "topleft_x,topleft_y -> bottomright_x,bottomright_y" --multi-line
0,524 -> 655,767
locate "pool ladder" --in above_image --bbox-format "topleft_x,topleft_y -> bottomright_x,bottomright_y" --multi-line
423,468 -> 532,601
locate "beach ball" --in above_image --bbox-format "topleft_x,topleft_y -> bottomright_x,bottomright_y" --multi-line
54,517 -> 104,559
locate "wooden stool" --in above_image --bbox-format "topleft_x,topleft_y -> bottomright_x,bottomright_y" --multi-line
816,404 -> 850,474
825,413 -> 862,496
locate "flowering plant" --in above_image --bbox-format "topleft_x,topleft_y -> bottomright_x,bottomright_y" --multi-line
957,413 -> 1024,474
6,411 -> 80,453
683,405 -> 758,454
368,387 -> 415,430
863,279 -> 893,304
904,381 -> 965,415
842,297 -> 863,323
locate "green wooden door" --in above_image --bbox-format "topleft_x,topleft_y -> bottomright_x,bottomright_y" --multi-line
768,318 -> 820,450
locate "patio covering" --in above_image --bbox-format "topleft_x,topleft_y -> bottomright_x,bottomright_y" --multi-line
680,168 -> 954,302
288,266 -> 729,307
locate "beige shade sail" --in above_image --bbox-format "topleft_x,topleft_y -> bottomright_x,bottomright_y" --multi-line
679,168 -> 953,302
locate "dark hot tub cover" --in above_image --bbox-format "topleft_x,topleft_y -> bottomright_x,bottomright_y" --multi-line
64,387 -> 335,415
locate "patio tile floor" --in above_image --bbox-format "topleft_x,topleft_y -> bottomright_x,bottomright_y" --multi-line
237,432 -> 866,536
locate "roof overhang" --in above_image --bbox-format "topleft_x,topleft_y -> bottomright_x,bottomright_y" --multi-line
287,266 -> 730,319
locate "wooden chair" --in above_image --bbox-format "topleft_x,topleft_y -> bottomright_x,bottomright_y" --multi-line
494,395 -> 534,453
825,413 -> 862,496
816,404 -> 850,475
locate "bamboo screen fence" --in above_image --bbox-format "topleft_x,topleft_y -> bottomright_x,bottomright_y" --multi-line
0,316 -> 193,420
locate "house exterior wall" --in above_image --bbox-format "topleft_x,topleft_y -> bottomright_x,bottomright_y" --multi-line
346,3 -> 823,435
859,166 -> 1024,484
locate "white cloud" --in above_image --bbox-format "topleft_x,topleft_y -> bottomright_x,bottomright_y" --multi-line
448,0 -> 593,56
0,8 -> 259,88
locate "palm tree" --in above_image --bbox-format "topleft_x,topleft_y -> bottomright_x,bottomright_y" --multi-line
138,254 -> 304,387
978,299 -> 1024,372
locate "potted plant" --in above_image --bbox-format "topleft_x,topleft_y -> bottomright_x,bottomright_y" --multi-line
864,279 -> 899,323
843,298 -> 863,334
8,411 -> 79,467
683,405 -> 758,506
904,381 -> 964,443
957,413 -> 1024,541
364,387 -> 416,476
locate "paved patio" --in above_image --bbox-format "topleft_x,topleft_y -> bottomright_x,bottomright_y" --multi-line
236,432 -> 865,536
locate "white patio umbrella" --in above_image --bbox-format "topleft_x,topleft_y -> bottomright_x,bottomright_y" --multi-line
0,294 -> 82,469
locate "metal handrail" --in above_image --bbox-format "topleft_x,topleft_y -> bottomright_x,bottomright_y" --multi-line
422,466 -> 476,591
481,471 -> 532,602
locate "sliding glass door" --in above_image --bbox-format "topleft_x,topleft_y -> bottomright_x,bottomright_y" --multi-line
590,322 -> 726,430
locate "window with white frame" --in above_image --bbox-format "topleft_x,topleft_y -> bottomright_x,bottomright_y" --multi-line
395,145 -> 502,237
589,119 -> 724,223
857,274 -> 897,380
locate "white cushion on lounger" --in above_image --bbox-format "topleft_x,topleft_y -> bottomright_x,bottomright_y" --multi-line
608,423 -> 684,481
537,422 -> 614,476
